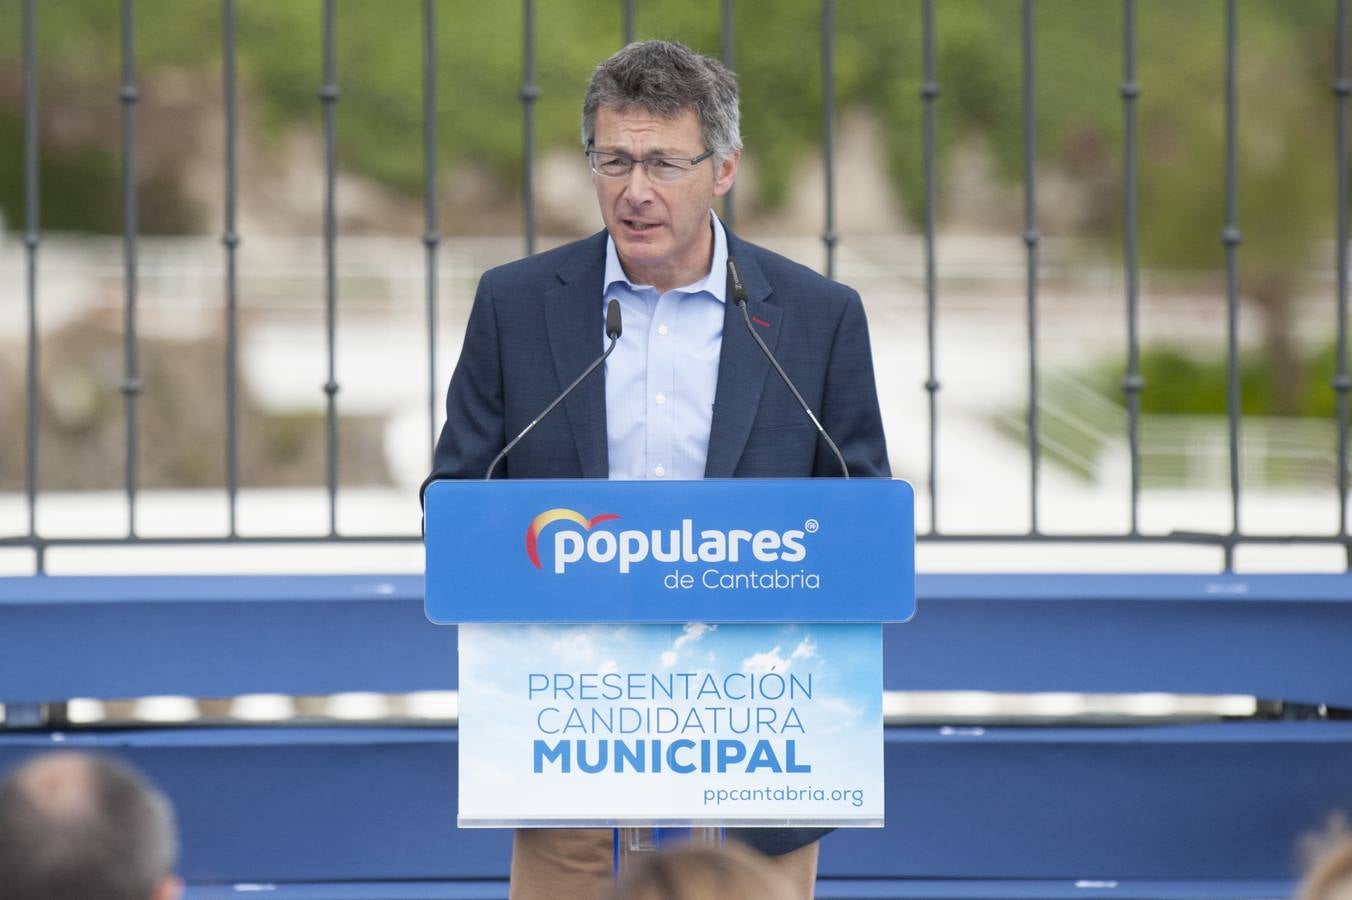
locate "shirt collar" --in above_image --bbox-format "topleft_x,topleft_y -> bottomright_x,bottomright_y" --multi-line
603,211 -> 728,304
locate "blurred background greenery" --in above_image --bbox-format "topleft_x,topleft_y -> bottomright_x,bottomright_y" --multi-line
0,0 -> 1346,431
0,2 -> 1340,234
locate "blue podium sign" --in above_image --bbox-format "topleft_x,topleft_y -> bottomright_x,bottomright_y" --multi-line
424,478 -> 914,624
457,621 -> 884,827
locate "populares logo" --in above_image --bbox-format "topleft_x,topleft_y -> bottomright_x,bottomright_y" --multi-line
525,508 -> 807,575
525,508 -> 622,570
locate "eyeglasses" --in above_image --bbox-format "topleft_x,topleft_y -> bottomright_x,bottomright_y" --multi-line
586,148 -> 715,183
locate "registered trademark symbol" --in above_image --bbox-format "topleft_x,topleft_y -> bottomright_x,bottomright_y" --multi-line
804,518 -> 819,533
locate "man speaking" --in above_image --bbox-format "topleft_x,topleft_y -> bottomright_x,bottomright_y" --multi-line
427,39 -> 889,900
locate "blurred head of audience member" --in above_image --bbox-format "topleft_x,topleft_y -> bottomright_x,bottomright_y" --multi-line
1299,816 -> 1352,900
608,841 -> 796,900
0,751 -> 183,900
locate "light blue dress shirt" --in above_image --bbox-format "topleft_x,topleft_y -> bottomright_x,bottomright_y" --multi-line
603,214 -> 728,480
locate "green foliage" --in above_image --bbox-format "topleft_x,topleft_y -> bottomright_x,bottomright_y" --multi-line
1089,342 -> 1344,418
0,320 -> 393,490
0,110 -> 121,232
0,0 -> 1344,256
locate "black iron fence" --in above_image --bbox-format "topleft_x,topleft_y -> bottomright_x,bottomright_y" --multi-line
5,0 -> 1351,572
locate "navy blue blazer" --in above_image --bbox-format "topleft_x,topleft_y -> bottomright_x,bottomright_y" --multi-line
425,227 -> 890,855
427,228 -> 890,485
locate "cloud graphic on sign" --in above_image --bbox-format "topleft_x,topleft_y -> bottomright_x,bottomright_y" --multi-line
741,635 -> 818,675
810,695 -> 868,734
660,622 -> 717,668
539,626 -> 602,666
524,508 -> 621,569
741,645 -> 788,674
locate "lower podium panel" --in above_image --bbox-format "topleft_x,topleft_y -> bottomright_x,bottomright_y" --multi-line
0,722 -> 1347,883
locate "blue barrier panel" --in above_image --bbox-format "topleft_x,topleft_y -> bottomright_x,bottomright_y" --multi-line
186,885 -> 505,899
2,573 -> 1350,705
0,575 -> 452,701
3,722 -> 1348,883
810,882 -> 1298,899
833,721 -> 1352,881
894,573 -> 1352,706
181,878 -> 1296,899
0,728 -> 494,882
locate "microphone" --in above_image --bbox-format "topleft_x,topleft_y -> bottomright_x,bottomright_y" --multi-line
484,298 -> 623,479
727,258 -> 850,479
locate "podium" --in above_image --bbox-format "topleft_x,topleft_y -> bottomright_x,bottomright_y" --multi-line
424,478 -> 914,832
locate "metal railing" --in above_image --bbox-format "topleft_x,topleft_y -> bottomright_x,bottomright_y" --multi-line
5,0 -> 1351,572
997,372 -> 1349,490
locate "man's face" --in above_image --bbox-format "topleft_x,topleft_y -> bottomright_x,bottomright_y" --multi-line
591,104 -> 739,293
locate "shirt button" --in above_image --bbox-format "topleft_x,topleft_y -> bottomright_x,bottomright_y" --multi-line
655,393 -> 667,405
658,324 -> 669,336
654,465 -> 666,478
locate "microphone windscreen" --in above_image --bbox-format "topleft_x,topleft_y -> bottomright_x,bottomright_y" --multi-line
606,298 -> 623,339
726,258 -> 749,305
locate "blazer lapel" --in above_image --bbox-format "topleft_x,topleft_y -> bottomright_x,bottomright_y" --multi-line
544,233 -> 610,478
704,238 -> 779,478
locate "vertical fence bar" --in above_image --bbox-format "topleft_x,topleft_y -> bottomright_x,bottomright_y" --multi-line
1221,0 -> 1242,567
721,0 -> 736,233
623,0 -> 635,44
1022,0 -> 1041,533
921,0 -> 941,535
521,0 -> 538,256
1121,0 -> 1142,535
223,0 -> 241,536
1333,0 -> 1350,564
319,0 -> 340,536
424,0 -> 441,465
821,0 -> 837,279
120,0 -> 142,539
22,0 -> 42,570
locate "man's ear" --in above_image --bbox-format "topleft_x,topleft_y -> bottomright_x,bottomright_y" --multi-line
713,149 -> 741,198
152,875 -> 185,900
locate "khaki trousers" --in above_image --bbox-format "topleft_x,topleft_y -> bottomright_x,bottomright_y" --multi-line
508,828 -> 820,900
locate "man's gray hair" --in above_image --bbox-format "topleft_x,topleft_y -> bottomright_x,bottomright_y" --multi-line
581,40 -> 742,161
0,752 -> 179,900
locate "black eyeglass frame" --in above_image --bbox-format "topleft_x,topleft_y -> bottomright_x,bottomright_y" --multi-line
585,145 -> 717,178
